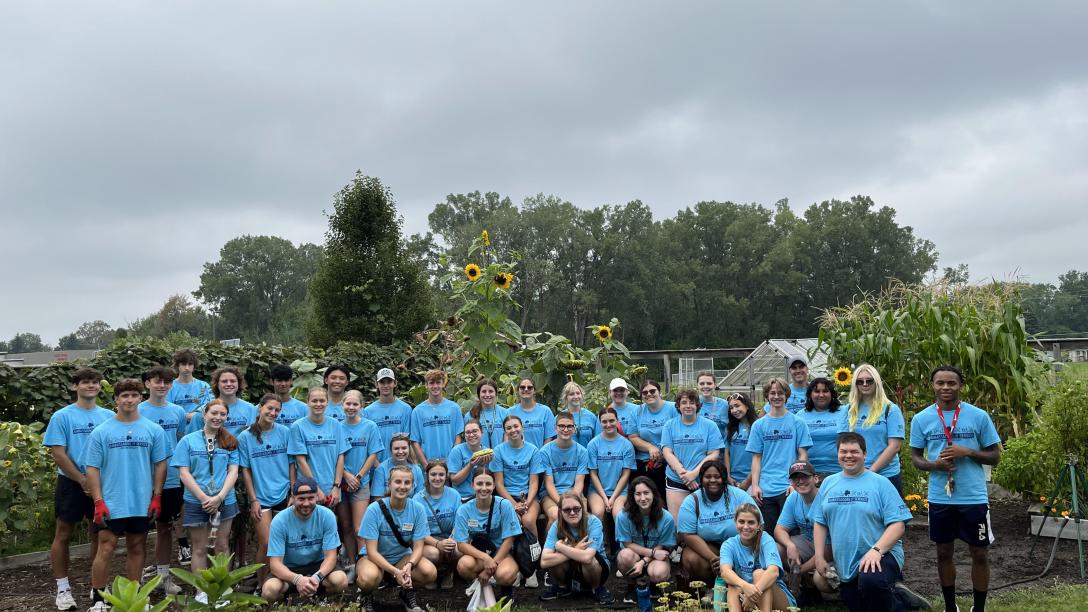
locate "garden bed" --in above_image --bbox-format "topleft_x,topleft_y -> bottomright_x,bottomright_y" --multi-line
0,499 -> 1083,611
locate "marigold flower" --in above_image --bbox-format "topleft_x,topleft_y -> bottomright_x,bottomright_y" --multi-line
463,263 -> 481,282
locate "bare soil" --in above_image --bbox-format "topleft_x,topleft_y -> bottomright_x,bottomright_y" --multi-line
1,499 -> 1084,611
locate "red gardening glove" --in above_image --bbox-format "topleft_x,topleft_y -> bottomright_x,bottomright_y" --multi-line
148,495 -> 162,520
93,499 -> 110,526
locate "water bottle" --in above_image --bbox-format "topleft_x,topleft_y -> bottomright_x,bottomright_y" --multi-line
825,563 -> 840,590
713,576 -> 726,607
210,510 -> 222,527
636,578 -> 652,612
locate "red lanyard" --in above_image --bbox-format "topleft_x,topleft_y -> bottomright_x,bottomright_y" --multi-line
936,402 -> 962,445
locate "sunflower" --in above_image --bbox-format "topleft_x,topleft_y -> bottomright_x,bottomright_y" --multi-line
833,366 -> 852,387
493,271 -> 513,289
463,263 -> 481,282
481,229 -> 491,247
595,325 -> 613,342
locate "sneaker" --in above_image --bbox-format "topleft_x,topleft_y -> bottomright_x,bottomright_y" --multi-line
593,585 -> 615,605
894,581 -> 932,611
670,545 -> 683,563
621,583 -> 637,605
359,593 -> 376,612
440,571 -> 455,590
87,602 -> 110,612
787,562 -> 802,595
523,572 -> 539,588
539,583 -> 571,601
344,564 -> 356,585
499,585 -> 514,605
398,587 -> 424,612
158,575 -> 182,596
195,591 -> 208,605
55,590 -> 77,611
177,545 -> 192,566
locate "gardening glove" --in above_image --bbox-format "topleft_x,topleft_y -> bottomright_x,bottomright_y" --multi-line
93,499 -> 110,526
148,494 -> 162,520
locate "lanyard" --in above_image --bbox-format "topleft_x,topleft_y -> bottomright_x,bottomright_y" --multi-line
935,402 -> 962,446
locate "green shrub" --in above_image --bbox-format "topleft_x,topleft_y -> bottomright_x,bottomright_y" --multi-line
0,422 -> 56,542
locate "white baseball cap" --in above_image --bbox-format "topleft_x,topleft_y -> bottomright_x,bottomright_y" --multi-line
375,367 -> 396,382
609,377 -> 628,391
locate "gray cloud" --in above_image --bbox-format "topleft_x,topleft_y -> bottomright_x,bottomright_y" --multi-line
2,1 -> 1086,343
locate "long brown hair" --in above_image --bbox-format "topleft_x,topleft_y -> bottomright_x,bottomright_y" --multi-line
247,393 -> 280,443
202,399 -> 238,451
469,378 -> 499,420
623,476 -> 664,526
556,490 -> 589,545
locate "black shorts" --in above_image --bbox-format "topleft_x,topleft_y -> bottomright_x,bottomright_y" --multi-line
929,503 -> 993,547
261,497 -> 289,512
665,478 -> 693,491
99,516 -> 151,535
55,475 -> 94,524
157,488 -> 184,524
282,560 -> 336,595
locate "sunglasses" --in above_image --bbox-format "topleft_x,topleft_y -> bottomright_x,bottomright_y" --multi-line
561,506 -> 582,515
518,385 -> 535,391
640,389 -> 658,396
855,378 -> 875,386
727,393 -> 744,401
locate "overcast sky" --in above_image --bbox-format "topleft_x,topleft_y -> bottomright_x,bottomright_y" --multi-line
3,2 -> 1086,345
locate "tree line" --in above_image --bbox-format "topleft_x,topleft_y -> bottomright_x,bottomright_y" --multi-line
7,173 -> 1086,353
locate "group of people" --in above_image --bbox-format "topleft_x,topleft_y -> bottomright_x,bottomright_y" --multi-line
44,348 -> 1002,612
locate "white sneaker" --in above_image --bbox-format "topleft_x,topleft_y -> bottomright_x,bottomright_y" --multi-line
55,590 -> 77,611
158,575 -> 182,595
523,573 -> 539,588
87,602 -> 110,612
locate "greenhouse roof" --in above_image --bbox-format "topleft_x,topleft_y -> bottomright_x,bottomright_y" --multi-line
719,338 -> 830,388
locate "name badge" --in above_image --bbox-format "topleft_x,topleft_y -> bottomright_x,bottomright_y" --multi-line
467,519 -> 479,528
402,523 -> 414,531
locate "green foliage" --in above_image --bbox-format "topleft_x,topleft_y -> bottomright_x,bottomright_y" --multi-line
0,422 -> 57,542
6,332 -> 50,353
994,379 -> 1088,497
476,596 -> 514,612
307,172 -> 434,347
57,320 -> 117,350
129,294 -> 216,339
170,552 -> 264,610
99,575 -> 169,612
819,280 -> 1046,438
1020,269 -> 1088,335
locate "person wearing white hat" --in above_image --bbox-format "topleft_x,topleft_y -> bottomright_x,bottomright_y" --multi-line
606,378 -> 640,439
363,367 -> 413,456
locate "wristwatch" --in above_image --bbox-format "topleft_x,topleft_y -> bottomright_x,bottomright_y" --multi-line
313,571 -> 325,583
870,545 -> 883,555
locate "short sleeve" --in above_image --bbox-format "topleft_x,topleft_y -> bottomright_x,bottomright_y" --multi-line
83,431 -> 104,470
706,420 -> 726,450
412,503 -> 430,541
760,532 -> 784,570
452,505 -> 469,542
660,422 -> 674,448
809,483 -> 829,527
615,512 -> 633,544
623,441 -> 636,469
287,423 -> 308,456
542,411 -> 556,441
543,521 -> 559,551
498,500 -> 522,540
795,417 -> 813,448
227,448 -> 240,466
488,447 -> 504,473
887,404 -> 906,439
152,426 -> 170,463
575,448 -> 590,475
979,411 -> 1001,448
321,509 -> 342,551
659,513 -> 678,547
777,493 -> 800,531
359,503 -> 381,540
677,495 -> 697,534
746,421 -> 765,454
586,440 -> 598,469
530,448 -> 546,474
170,437 -> 190,469
43,411 -> 69,447
908,412 -> 926,449
587,516 -> 605,552
336,422 -> 351,455
720,537 -> 739,568
267,516 -> 287,558
238,436 -> 252,469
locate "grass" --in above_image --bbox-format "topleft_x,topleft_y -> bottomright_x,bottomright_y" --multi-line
1060,361 -> 1088,381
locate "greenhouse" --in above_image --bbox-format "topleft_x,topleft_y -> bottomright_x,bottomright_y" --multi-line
717,338 -> 829,402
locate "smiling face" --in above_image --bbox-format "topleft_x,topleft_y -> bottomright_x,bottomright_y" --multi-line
376,377 -> 396,399
555,417 -> 575,442
641,385 -> 660,405
146,376 -> 171,402
463,422 -> 482,446
259,399 -> 282,426
293,490 -> 318,518
74,378 -> 102,402
790,471 -> 817,496
205,402 -> 228,430
565,386 -> 583,409
307,389 -> 328,416
810,382 -> 832,410
517,379 -> 535,402
728,398 -> 749,419
478,383 -> 497,407
701,465 -> 723,495
473,472 -> 495,499
503,418 -> 523,443
766,382 -> 787,410
677,395 -> 697,417
217,372 -> 239,398
735,509 -> 762,543
697,375 -> 716,398
789,361 -> 809,385
389,470 -> 413,500
342,394 -> 361,419
633,482 -> 654,510
115,389 -> 142,416
599,411 -> 618,435
854,368 -> 876,400
426,378 -> 446,400
932,370 -> 962,404
325,370 -> 348,394
610,386 -> 628,406
427,464 -> 448,491
838,441 -> 866,475
390,439 -> 410,463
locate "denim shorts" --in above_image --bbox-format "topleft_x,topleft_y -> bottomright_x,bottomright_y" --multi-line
183,501 -> 240,528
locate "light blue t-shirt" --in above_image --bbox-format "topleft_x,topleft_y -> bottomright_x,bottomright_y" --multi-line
544,513 -> 606,553
566,409 -> 600,448
171,430 -> 241,505
633,401 -> 679,461
359,499 -> 430,564
586,434 -> 637,497
677,487 -> 759,544
800,409 -> 842,474
699,397 -> 730,442
507,403 -> 555,449
539,441 -> 589,498
489,442 -> 545,498
447,443 -> 482,499
411,398 -> 465,462
189,398 -> 258,436
838,403 -> 906,477
909,402 -> 1001,505
288,418 -> 350,493
661,416 -> 725,481
275,398 -> 309,427
453,496 -> 522,550
473,405 -> 510,449
811,470 -> 912,581
721,532 -> 795,606
611,402 -> 641,438
84,417 -> 169,519
43,403 -> 115,475
371,459 -> 425,498
746,412 -> 813,497
727,423 -> 753,482
267,505 -> 340,568
616,510 -> 677,548
777,491 -> 816,541
325,402 -> 345,422
237,424 -> 293,507
138,401 -> 190,489
363,398 -> 413,455
166,379 -> 212,414
342,418 -> 383,477
414,487 -> 462,539
787,384 -> 807,413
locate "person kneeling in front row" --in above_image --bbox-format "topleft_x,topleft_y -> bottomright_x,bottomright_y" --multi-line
540,491 -> 615,605
261,477 -> 349,602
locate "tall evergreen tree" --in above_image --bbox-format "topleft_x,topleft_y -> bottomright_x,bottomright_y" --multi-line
307,172 -> 434,347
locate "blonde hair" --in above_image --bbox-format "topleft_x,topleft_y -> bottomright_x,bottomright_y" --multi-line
847,363 -> 891,430
344,389 -> 364,404
560,381 -> 584,409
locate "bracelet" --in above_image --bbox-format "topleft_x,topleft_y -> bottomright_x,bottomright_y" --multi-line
291,573 -> 302,586
870,546 -> 882,555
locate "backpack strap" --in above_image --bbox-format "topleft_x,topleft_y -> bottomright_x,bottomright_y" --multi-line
378,499 -> 411,549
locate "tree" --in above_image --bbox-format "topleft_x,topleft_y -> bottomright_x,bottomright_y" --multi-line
307,172 -> 434,347
193,236 -> 321,344
7,333 -> 49,353
57,320 -> 115,350
128,294 -> 215,339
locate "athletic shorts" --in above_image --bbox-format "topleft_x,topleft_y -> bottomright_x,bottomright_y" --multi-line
261,497 -> 290,512
100,516 -> 151,535
183,502 -> 240,528
787,533 -> 815,562
665,478 -> 694,492
279,560 -> 339,595
157,488 -> 184,524
349,485 -> 371,504
929,502 -> 993,547
55,475 -> 95,524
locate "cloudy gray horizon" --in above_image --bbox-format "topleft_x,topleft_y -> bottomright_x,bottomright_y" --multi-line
3,2 -> 1086,345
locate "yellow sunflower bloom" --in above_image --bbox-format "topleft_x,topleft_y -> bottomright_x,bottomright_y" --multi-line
596,325 -> 613,342
493,271 -> 513,289
463,263 -> 482,282
834,367 -> 853,387
481,229 -> 491,247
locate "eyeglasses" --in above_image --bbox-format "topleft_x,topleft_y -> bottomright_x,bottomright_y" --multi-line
561,506 -> 582,515
518,385 -> 535,391
556,424 -> 575,429
855,378 -> 875,386
640,389 -> 658,396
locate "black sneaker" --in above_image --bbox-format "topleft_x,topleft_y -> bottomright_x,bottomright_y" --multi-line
177,544 -> 192,566
499,585 -> 514,606
398,587 -> 424,612
594,585 -> 615,606
621,583 -> 637,605
894,581 -> 933,611
540,582 -> 573,601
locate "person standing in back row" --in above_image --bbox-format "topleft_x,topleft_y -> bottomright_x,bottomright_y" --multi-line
911,365 -> 1002,612
747,378 -> 812,532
